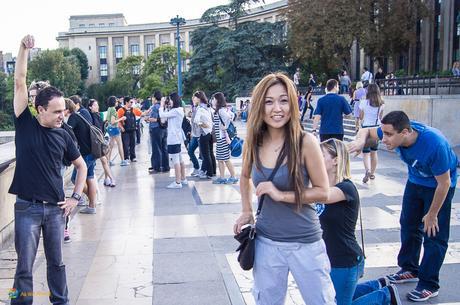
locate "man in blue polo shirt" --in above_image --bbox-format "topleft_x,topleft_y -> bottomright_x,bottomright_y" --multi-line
348,111 -> 457,302
312,79 -> 352,141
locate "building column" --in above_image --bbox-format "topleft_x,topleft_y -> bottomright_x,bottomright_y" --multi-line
139,34 -> 145,57
107,36 -> 114,80
421,16 -> 434,72
185,31 -> 190,52
441,0 -> 455,70
124,36 -> 129,58
170,32 -> 175,46
155,34 -> 160,49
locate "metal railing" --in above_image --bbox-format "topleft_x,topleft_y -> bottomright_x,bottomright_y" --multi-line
376,76 -> 460,96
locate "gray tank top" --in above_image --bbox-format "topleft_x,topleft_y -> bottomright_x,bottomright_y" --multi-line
252,163 -> 322,244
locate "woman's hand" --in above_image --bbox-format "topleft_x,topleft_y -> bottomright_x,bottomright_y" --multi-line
233,211 -> 254,234
255,182 -> 284,202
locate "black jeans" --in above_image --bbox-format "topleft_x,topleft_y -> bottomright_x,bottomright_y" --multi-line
301,104 -> 314,121
150,128 -> 169,171
319,133 -> 344,142
122,130 -> 136,160
199,133 -> 216,176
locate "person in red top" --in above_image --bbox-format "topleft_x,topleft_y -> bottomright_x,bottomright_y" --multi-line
117,97 -> 143,162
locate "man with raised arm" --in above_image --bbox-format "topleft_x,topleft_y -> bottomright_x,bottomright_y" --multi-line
348,110 -> 457,302
8,35 -> 87,305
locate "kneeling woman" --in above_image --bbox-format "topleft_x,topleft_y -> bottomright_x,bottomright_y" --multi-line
234,73 -> 335,305
319,138 -> 402,305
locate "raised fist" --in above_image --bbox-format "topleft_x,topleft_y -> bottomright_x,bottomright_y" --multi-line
21,35 -> 35,49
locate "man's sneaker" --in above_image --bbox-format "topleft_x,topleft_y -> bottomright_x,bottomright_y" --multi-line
120,160 -> 129,166
181,179 -> 188,185
226,176 -> 239,184
79,207 -> 96,214
166,182 -> 182,189
77,198 -> 87,207
213,177 -> 227,184
387,270 -> 418,284
131,158 -> 137,162
199,172 -> 211,179
64,229 -> 71,243
387,284 -> 402,305
103,178 -> 111,186
191,169 -> 201,177
407,288 -> 438,302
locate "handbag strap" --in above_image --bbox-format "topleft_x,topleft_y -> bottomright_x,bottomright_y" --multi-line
374,106 -> 381,126
255,144 -> 287,216
359,202 -> 366,259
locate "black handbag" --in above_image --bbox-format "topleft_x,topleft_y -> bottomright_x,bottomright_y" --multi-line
234,147 -> 286,270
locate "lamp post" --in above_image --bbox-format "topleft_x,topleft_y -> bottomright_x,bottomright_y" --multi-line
170,15 -> 186,97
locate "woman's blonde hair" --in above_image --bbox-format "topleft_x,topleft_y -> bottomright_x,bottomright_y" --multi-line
320,138 -> 351,184
64,98 -> 76,113
242,72 -> 305,210
356,81 -> 364,89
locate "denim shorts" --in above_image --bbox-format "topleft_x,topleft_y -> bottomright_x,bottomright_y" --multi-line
71,154 -> 96,183
107,126 -> 120,137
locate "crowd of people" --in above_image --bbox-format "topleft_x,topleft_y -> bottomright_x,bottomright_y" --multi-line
8,35 -> 458,305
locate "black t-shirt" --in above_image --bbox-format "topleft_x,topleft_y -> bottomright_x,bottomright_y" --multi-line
9,108 -> 80,204
318,179 -> 363,267
67,109 -> 92,156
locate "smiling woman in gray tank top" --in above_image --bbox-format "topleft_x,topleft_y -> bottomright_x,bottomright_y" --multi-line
233,73 -> 336,305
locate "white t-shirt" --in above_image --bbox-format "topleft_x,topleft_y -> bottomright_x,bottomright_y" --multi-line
193,105 -> 213,135
359,100 -> 384,127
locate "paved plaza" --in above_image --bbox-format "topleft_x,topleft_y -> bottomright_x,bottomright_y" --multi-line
1,121 -> 460,305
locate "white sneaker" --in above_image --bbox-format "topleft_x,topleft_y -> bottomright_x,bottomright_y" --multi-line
166,182 -> 182,189
181,179 -> 188,185
191,169 -> 201,177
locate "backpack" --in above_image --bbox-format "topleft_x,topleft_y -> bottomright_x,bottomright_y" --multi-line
122,108 -> 137,131
182,116 -> 192,146
217,110 -> 237,140
75,112 -> 109,159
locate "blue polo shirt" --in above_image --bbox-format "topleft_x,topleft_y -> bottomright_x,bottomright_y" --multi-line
314,93 -> 352,134
377,121 -> 458,188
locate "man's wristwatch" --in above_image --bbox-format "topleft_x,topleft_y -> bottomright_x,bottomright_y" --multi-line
71,192 -> 82,201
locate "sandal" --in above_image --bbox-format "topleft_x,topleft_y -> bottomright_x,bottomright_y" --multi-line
369,174 -> 375,180
362,171 -> 370,183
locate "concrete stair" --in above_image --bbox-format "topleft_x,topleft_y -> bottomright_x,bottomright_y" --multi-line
302,118 -> 357,142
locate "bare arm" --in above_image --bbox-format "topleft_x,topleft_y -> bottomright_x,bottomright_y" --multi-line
312,114 -> 321,131
324,187 -> 346,204
347,126 -> 379,154
255,133 -> 329,204
422,171 -> 451,237
60,156 -> 87,217
233,159 -> 255,234
14,35 -> 34,117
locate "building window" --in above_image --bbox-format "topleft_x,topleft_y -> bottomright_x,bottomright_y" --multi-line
146,43 -> 155,56
79,24 -> 85,27
114,45 -> 123,63
89,24 -> 95,27
130,44 -> 140,56
100,63 -> 108,82
99,46 -> 107,59
109,23 -> 115,27
99,23 -> 105,27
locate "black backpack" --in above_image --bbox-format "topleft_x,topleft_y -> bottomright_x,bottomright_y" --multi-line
123,109 -> 137,131
182,116 -> 191,138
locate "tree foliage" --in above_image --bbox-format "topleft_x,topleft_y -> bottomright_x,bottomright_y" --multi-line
0,73 -> 14,130
286,0 -> 429,76
201,0 -> 264,27
187,21 -> 289,99
28,49 -> 81,96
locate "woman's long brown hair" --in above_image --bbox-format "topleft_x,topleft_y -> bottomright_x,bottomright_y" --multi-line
242,72 -> 305,210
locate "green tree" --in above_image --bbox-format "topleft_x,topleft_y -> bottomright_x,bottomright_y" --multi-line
286,0 -> 429,76
140,45 -> 188,98
201,0 -> 264,28
187,21 -> 289,99
0,73 -> 14,130
63,48 -> 89,80
28,49 -> 81,96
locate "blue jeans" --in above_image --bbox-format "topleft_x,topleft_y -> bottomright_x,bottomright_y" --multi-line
352,280 -> 391,305
340,85 -> 349,94
398,181 -> 454,291
150,128 -> 169,171
188,136 -> 200,170
330,257 -> 364,305
12,198 -> 68,305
